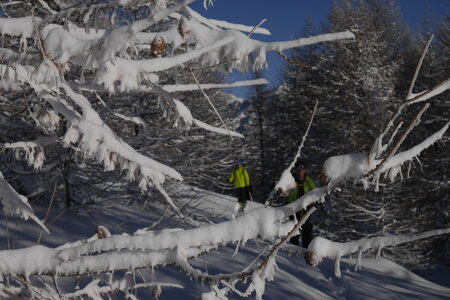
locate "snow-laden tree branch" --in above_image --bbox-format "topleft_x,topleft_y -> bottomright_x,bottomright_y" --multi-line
305,228 -> 450,277
3,137 -> 55,170
0,171 -> 49,233
0,190 -> 327,277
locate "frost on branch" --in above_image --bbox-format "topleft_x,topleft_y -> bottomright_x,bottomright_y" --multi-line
321,152 -> 371,188
320,121 -> 448,190
0,16 -> 42,52
0,171 -> 49,233
4,137 -> 54,170
305,228 -> 450,277
44,27 -> 97,65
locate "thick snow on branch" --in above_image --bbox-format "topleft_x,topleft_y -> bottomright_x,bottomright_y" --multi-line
406,77 -> 450,104
0,185 -> 325,277
94,36 -> 234,92
82,0 -> 195,66
321,121 -> 448,190
0,206 -> 284,276
149,82 -> 244,137
0,47 -> 39,63
306,228 -> 450,277
39,27 -> 235,90
265,31 -> 355,52
44,28 -> 98,64
7,58 -> 184,187
0,16 -> 42,51
4,137 -> 55,170
162,78 -> 269,92
13,70 -> 183,194
71,78 -> 267,94
0,186 -> 329,279
179,18 -> 355,71
322,153 -> 371,187
193,119 -> 244,138
180,7 -> 271,35
59,86 -> 182,182
36,11 -> 352,90
380,122 -> 449,178
0,171 -> 49,233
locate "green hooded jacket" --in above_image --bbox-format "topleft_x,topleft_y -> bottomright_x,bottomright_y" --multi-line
229,167 -> 250,188
287,176 -> 316,203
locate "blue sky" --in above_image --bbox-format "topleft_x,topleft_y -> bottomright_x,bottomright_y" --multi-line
188,0 -> 449,98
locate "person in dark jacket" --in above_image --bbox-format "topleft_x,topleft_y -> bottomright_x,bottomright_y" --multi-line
287,161 -> 316,247
229,160 -> 251,211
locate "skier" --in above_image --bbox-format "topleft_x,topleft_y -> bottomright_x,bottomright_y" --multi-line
287,161 -> 317,247
229,160 -> 251,212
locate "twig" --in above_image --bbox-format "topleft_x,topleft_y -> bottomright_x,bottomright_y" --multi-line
407,35 -> 434,99
0,3 -> 11,18
4,210 -> 10,250
406,76 -> 450,104
53,275 -> 64,299
37,183 -> 57,245
188,68 -> 234,141
276,50 -> 313,68
248,18 -> 267,38
31,11 -> 46,58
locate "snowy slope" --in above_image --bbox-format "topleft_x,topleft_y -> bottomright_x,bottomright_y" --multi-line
0,186 -> 449,299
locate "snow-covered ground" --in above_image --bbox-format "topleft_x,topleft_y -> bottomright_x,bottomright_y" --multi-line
1,187 -> 449,299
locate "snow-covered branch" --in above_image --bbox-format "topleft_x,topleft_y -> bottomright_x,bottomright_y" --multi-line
4,137 -> 55,170
0,190 -> 329,277
406,76 -> 450,104
321,120 -> 448,190
0,171 -> 49,233
305,228 -> 450,277
162,78 -> 268,92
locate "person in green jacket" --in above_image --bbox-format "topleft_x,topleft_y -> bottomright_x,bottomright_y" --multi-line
229,160 -> 251,211
287,161 -> 317,247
